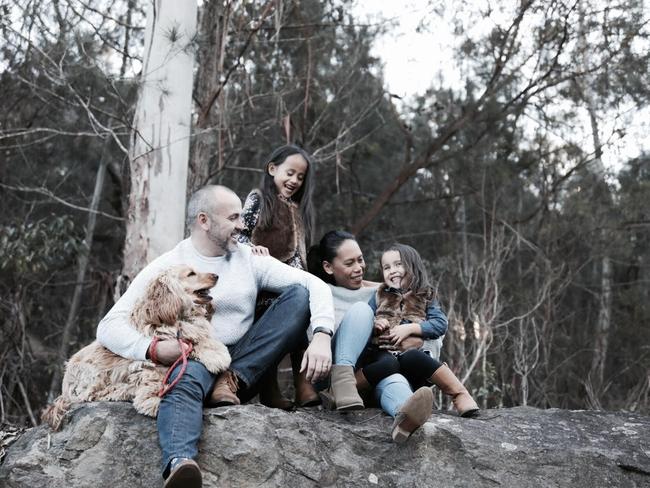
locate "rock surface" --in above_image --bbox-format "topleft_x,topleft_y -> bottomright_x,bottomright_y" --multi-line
1,402 -> 649,487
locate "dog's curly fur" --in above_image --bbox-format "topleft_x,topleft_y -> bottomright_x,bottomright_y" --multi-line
42,266 -> 231,430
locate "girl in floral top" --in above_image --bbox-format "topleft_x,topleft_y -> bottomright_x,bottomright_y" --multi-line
239,144 -> 318,409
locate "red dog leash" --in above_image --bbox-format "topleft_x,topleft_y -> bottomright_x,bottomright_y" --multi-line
150,334 -> 194,398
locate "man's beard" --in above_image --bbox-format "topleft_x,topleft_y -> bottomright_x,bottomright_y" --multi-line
223,246 -> 233,261
207,225 -> 236,259
219,237 -> 235,261
219,234 -> 237,261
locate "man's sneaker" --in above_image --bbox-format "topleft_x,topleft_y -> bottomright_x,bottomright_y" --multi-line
164,458 -> 201,488
209,370 -> 241,406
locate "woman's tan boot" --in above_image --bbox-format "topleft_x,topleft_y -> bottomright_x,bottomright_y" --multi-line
391,386 -> 434,443
330,365 -> 364,411
291,350 -> 321,407
429,363 -> 479,417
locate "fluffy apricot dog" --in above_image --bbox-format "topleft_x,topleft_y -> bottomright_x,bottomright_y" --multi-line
42,265 -> 231,430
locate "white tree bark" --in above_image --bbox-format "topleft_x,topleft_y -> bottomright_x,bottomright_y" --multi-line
578,2 -> 612,390
123,0 -> 198,279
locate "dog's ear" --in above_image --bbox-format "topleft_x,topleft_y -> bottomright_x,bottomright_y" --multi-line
145,274 -> 184,325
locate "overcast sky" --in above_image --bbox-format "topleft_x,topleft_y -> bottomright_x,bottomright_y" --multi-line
352,0 -> 650,172
351,0 -> 456,97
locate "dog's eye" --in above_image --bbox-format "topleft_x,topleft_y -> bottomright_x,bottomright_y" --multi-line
187,271 -> 196,277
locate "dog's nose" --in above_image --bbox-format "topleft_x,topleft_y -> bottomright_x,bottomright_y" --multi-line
211,273 -> 218,281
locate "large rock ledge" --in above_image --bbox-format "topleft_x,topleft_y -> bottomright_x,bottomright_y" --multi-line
1,402 -> 649,487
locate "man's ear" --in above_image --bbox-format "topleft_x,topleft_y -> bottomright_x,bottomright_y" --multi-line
323,261 -> 334,275
197,212 -> 209,229
267,163 -> 277,176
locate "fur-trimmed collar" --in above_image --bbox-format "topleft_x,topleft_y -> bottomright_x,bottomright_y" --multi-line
251,195 -> 306,266
374,286 -> 433,328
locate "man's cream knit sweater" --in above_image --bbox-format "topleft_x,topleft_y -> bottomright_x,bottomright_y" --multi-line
97,239 -> 334,360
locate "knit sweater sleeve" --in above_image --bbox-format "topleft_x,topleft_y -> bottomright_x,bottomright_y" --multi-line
96,252 -> 179,360
238,189 -> 261,245
252,254 -> 335,334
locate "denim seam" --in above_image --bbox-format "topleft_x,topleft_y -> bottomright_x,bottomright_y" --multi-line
231,367 -> 251,388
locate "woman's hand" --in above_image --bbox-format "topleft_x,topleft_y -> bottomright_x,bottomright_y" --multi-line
250,245 -> 270,256
374,317 -> 390,334
376,330 -> 396,350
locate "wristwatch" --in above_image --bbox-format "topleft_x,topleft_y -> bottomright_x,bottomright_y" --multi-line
313,326 -> 333,337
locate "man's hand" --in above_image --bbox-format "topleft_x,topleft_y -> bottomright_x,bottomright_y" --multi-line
149,339 -> 189,365
250,245 -> 270,256
301,332 -> 332,383
374,317 -> 390,334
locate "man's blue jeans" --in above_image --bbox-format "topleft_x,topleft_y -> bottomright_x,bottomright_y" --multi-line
157,284 -> 310,473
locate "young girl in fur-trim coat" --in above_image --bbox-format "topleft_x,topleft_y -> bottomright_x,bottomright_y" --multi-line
358,243 -> 479,442
239,144 -> 320,409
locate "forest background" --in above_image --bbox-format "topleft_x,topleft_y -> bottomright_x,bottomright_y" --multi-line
1,0 -> 649,427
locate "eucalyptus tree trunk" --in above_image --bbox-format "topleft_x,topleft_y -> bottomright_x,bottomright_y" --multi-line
188,0 -> 229,192
578,2 -> 612,391
47,153 -> 109,402
586,95 -> 612,390
592,255 -> 612,385
122,0 -> 198,280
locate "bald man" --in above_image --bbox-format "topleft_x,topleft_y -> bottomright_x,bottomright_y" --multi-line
97,185 -> 334,488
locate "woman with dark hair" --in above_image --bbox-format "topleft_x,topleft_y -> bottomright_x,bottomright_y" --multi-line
308,230 -> 376,411
309,231 -> 444,441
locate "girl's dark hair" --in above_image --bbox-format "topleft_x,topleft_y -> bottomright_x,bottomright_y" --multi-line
307,230 -> 356,284
382,243 -> 432,293
258,144 -> 315,244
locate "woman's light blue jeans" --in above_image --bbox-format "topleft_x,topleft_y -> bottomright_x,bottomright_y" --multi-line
331,302 -> 414,418
332,302 -> 374,366
374,373 -> 414,417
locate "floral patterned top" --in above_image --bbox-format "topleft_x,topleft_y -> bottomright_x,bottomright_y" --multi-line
238,190 -> 305,270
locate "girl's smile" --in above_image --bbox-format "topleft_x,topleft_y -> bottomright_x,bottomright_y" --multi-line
381,250 -> 407,289
268,154 -> 308,199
